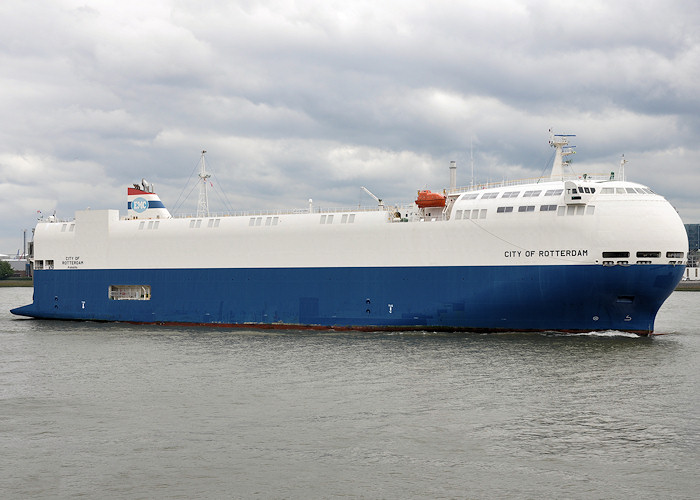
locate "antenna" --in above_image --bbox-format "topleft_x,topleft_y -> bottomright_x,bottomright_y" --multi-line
470,136 -> 475,189
619,154 -> 628,182
197,150 -> 211,217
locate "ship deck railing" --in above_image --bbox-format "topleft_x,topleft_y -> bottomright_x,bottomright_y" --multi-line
446,173 -> 614,194
171,204 -> 397,219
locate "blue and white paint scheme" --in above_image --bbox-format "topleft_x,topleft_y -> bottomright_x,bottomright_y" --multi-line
12,134 -> 688,334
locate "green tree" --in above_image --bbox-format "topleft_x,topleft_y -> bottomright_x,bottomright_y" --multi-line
0,260 -> 12,279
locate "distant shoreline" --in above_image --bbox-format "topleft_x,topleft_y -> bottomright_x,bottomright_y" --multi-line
0,280 -> 33,287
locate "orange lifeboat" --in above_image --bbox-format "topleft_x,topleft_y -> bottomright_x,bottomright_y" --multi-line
415,190 -> 446,208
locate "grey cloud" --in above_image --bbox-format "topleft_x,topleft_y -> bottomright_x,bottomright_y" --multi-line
1,0 -> 699,251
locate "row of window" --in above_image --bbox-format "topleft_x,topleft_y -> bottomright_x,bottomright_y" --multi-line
462,188 -> 564,201
320,214 -> 356,224
454,209 -> 488,220
458,205 -> 596,217
249,216 -> 280,227
599,187 -> 654,195
34,259 -> 54,270
603,251 -> 685,259
140,220 -> 161,230
604,260 -> 683,266
460,185 -> 653,201
60,224 -> 75,232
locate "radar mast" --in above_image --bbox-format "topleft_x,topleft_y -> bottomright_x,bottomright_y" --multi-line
197,150 -> 211,217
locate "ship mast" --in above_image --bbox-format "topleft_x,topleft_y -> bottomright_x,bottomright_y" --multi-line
549,131 -> 576,180
619,154 -> 628,181
197,150 -> 211,217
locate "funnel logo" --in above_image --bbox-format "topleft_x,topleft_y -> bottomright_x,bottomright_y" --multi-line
132,197 -> 149,213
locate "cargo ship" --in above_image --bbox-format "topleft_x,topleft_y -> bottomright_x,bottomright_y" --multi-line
11,133 -> 688,334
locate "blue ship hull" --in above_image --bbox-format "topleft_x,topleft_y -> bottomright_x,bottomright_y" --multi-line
11,264 -> 684,333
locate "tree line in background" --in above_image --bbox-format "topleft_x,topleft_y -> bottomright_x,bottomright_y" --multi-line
0,260 -> 13,279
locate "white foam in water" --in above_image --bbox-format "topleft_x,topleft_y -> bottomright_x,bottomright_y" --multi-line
569,330 -> 641,338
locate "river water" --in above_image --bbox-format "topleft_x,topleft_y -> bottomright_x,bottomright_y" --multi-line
1,287 -> 698,499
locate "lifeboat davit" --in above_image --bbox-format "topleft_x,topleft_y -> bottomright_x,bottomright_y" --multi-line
415,190 -> 446,208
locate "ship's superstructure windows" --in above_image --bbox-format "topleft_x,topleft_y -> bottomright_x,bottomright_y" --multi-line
482,192 -> 498,199
46,260 -> 54,269
601,188 -> 614,194
502,191 -> 519,198
208,218 -> 221,228
109,285 -> 151,301
496,206 -> 513,213
518,205 -> 535,212
327,215 -> 334,224
616,188 -> 625,194
139,221 -> 145,230
540,205 -> 558,211
586,206 -> 595,215
348,214 -> 355,223
667,251 -> 684,258
545,189 -> 564,196
455,210 -> 463,220
320,215 -> 326,224
523,190 -> 542,197
479,209 -> 487,219
626,188 -> 636,194
603,251 -> 630,258
463,193 -> 479,200
35,260 -> 43,270
637,251 -> 661,258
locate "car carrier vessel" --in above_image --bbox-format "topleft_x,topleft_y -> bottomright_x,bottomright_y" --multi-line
11,133 -> 688,334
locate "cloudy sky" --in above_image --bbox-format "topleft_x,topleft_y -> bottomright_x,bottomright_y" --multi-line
1,0 -> 699,253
